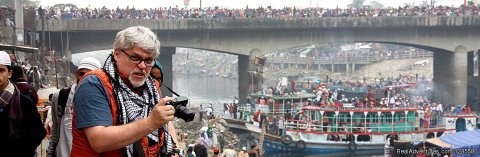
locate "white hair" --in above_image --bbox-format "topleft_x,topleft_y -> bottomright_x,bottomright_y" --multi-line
113,26 -> 160,55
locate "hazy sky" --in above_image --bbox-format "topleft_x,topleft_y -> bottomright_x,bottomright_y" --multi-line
38,0 -> 464,9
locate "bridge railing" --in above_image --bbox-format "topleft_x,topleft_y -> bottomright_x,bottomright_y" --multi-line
266,52 -> 433,65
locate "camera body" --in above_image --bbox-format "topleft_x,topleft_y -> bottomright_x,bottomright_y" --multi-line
166,96 -> 195,122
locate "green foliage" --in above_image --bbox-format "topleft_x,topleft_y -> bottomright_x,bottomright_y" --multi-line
347,0 -> 365,8
420,0 -> 430,7
51,3 -> 78,9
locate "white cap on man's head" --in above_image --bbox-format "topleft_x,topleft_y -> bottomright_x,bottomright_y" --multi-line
78,57 -> 101,70
0,51 -> 11,66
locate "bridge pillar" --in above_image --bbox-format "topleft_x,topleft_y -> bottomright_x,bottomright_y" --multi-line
352,62 -> 356,75
432,46 -> 468,105
478,50 -> 480,75
467,52 -> 474,78
346,62 -> 350,76
238,55 -> 249,104
467,51 -> 479,113
331,64 -> 334,74
159,46 -> 175,97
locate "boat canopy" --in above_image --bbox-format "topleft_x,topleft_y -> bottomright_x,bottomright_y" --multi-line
425,130 -> 480,156
440,130 -> 480,149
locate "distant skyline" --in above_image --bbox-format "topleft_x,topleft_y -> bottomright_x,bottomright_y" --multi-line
38,0 -> 465,9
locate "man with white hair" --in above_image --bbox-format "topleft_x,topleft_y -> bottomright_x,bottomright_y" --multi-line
0,51 -> 46,156
47,57 -> 102,157
71,26 -> 178,157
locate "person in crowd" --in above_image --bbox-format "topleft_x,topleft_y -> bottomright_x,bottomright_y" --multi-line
9,65 -> 39,105
186,144 -> 195,157
47,57 -> 102,157
220,144 -> 237,157
211,124 -> 219,147
206,103 -> 214,119
194,138 -> 208,157
247,144 -> 258,157
238,146 -> 249,157
150,60 -> 164,87
213,147 -> 220,157
70,26 -> 179,157
45,93 -> 54,140
223,103 -> 230,117
41,69 -> 50,88
199,104 -> 204,122
27,66 -> 42,90
0,50 -> 46,156
254,143 -> 260,157
218,130 -> 226,153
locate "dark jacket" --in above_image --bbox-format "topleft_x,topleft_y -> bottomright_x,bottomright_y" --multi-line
15,79 -> 39,104
0,94 -> 47,156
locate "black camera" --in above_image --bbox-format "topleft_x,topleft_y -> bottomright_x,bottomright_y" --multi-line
166,96 -> 195,122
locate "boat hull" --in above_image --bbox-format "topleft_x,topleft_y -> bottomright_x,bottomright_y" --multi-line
225,118 -> 385,153
262,134 -> 384,153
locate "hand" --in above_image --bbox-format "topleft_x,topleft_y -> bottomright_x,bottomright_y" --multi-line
146,97 -> 175,130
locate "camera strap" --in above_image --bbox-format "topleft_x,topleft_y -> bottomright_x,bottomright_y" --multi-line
162,84 -> 180,97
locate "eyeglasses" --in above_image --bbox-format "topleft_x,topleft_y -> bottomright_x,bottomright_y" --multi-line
120,49 -> 155,67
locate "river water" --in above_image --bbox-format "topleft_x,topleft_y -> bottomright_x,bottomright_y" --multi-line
172,73 -> 385,157
172,73 -> 238,109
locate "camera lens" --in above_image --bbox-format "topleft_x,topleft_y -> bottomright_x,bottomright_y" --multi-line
174,106 -> 195,122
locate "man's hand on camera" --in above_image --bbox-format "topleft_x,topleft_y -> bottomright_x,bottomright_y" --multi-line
171,148 -> 181,157
146,97 -> 175,130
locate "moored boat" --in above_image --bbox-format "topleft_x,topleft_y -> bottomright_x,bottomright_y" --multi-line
224,92 -> 477,153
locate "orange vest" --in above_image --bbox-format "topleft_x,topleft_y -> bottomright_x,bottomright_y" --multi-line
71,69 -> 164,157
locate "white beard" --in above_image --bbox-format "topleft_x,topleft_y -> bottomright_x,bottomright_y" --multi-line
128,76 -> 146,88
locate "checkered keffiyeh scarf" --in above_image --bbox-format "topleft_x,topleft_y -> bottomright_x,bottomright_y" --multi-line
104,56 -> 174,156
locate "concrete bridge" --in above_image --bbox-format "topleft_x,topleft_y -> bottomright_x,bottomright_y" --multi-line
39,16 -> 480,112
265,52 -> 433,74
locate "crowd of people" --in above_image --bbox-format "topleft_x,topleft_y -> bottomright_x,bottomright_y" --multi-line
31,3 -> 480,20
246,69 -> 478,136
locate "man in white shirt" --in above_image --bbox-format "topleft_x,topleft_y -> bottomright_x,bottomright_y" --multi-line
206,104 -> 214,119
47,57 -> 101,157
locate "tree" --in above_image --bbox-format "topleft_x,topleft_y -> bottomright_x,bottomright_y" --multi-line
420,0 -> 429,7
403,2 -> 415,7
347,0 -> 366,8
51,3 -> 78,9
368,1 -> 384,9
